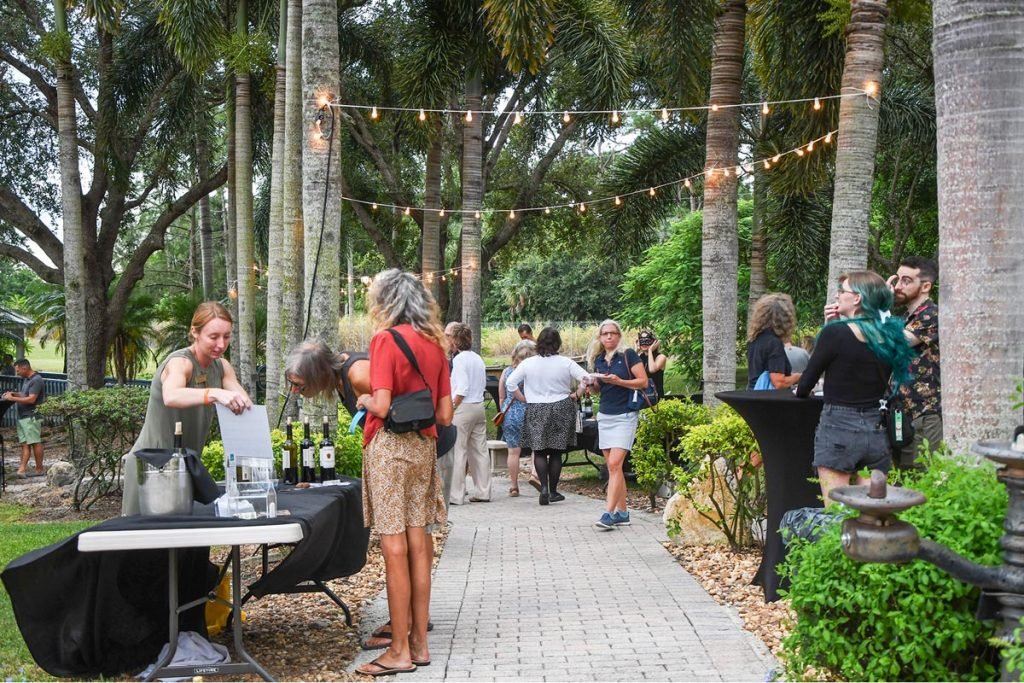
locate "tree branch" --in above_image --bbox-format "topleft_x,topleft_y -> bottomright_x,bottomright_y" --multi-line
340,107 -> 419,228
483,119 -> 579,260
0,185 -> 65,268
338,171 -> 402,267
0,47 -> 57,119
0,243 -> 61,284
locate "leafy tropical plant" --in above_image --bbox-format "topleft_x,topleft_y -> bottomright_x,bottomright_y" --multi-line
780,452 -> 1005,681
631,399 -> 711,508
668,406 -> 762,549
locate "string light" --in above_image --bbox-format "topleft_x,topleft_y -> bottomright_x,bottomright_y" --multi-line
328,92 -> 861,121
344,129 -> 836,217
514,111 -> 523,124
404,206 -> 411,215
611,110 -> 620,124
439,208 -> 445,217
372,202 -> 378,210
864,81 -> 878,97
418,109 -> 426,121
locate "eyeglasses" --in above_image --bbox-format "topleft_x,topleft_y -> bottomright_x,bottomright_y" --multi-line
837,287 -> 856,296
287,377 -> 306,394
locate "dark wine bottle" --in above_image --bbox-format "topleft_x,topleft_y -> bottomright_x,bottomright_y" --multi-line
319,418 -> 336,482
582,396 -> 593,419
300,416 -> 315,483
173,421 -> 184,452
282,417 -> 298,485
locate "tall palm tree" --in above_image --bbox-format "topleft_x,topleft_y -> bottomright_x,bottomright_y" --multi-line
461,70 -> 484,350
933,0 -> 1024,452
51,0 -> 88,390
301,0 -> 342,423
233,0 -> 258,394
265,0 -> 288,426
701,0 -> 746,403
281,0 -> 304,422
825,0 -> 889,297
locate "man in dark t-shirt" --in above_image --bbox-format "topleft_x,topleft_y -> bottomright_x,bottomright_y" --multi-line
1,358 -> 46,476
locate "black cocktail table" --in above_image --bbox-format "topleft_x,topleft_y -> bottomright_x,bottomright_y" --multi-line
716,390 -> 823,601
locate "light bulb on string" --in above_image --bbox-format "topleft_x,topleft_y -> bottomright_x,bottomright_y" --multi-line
614,196 -> 622,206
418,109 -> 426,121
763,160 -> 770,170
864,81 -> 878,97
683,178 -> 691,188
813,97 -> 821,111
744,164 -> 753,173
762,102 -> 769,115
578,203 -> 586,213
735,166 -> 743,176
772,154 -> 781,163
474,210 -> 481,219
562,111 -> 571,124
807,140 -> 814,152
404,206 -> 411,216
648,187 -> 656,197
465,110 -> 473,122
611,110 -> 620,124
711,103 -> 719,112
371,106 -> 379,120
722,167 -> 730,177
825,131 -> 833,143
796,148 -> 805,157
661,108 -> 669,122
509,209 -> 516,219
439,208 -> 445,217
706,168 -> 715,179
544,207 -> 551,215
372,202 -> 378,210
514,111 -> 523,124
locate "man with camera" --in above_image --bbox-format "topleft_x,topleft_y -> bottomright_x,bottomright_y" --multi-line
888,256 -> 942,469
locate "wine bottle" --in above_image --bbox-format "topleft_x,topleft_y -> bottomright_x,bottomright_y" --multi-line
172,421 -> 187,474
282,418 -> 298,485
582,396 -> 593,419
319,418 -> 336,482
300,416 -> 315,483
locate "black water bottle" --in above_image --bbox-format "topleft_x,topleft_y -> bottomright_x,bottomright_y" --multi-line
282,417 -> 298,485
300,416 -> 315,483
319,418 -> 336,482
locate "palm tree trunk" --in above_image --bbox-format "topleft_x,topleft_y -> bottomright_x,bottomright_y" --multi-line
234,0 -> 257,396
282,0 -> 305,378
422,117 -> 443,301
196,131 -> 216,297
461,71 -> 484,352
825,0 -> 889,298
225,85 -> 239,356
52,0 -> 88,390
933,0 -> 1024,453
301,0 -> 342,425
701,0 -> 745,405
747,171 -> 767,323
264,0 -> 288,425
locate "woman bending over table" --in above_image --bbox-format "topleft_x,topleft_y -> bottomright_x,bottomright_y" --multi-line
796,271 -> 913,501
122,302 -> 252,516
586,319 -> 650,530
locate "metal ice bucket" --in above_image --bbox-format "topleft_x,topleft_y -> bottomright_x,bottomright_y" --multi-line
136,449 -> 194,516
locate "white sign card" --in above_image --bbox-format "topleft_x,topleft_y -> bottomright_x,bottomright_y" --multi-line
215,404 -> 274,461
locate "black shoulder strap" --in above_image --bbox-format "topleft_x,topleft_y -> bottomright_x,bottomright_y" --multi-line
386,328 -> 430,390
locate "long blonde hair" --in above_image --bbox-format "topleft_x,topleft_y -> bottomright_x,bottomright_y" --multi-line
366,269 -> 446,348
586,318 -> 628,370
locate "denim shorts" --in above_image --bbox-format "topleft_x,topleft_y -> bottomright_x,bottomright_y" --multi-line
813,404 -> 891,474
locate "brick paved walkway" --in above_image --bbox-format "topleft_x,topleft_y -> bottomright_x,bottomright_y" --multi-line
352,476 -> 776,681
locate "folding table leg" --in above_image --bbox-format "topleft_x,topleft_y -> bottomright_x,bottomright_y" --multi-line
142,549 -> 181,682
231,545 -> 274,681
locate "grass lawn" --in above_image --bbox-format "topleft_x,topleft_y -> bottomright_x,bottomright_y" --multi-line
0,502 -> 92,681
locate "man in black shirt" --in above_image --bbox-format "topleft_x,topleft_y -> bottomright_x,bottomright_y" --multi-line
2,359 -> 46,476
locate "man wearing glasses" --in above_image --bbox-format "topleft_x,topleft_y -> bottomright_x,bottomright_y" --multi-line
888,256 -> 942,469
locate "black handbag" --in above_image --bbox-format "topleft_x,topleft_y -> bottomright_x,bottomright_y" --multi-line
383,328 -> 436,433
623,350 -> 659,411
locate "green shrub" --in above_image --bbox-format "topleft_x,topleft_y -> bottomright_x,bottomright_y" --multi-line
37,387 -> 149,510
668,407 -> 763,549
632,399 -> 711,503
202,421 -> 363,481
780,452 -> 1005,681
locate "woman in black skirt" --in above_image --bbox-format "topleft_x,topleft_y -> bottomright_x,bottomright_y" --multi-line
505,327 -> 590,505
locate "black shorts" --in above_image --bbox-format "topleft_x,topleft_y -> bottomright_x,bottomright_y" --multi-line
813,404 -> 891,474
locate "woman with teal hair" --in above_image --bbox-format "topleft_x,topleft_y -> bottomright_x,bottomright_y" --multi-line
796,271 -> 914,501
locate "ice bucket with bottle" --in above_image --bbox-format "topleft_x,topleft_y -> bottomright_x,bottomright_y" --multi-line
135,448 -> 194,516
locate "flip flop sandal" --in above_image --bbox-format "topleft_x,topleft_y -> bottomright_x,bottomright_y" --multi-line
365,620 -> 434,647
412,659 -> 431,667
509,487 -> 519,497
356,657 -> 417,677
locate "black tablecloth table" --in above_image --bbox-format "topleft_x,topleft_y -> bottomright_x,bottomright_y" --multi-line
716,390 -> 824,602
0,479 -> 368,679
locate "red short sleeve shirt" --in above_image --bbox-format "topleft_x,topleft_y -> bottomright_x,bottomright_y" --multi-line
364,324 -> 451,445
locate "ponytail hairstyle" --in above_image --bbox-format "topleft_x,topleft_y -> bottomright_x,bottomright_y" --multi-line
833,270 -> 915,387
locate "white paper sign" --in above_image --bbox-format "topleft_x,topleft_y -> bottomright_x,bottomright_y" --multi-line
215,404 -> 274,460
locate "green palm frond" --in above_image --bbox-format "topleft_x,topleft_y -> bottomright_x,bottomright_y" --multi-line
395,0 -> 471,108
152,0 -> 227,74
550,0 -> 636,110
762,187 -> 832,302
77,0 -> 124,34
482,0 -> 556,75
877,81 -> 935,148
596,123 -> 707,256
